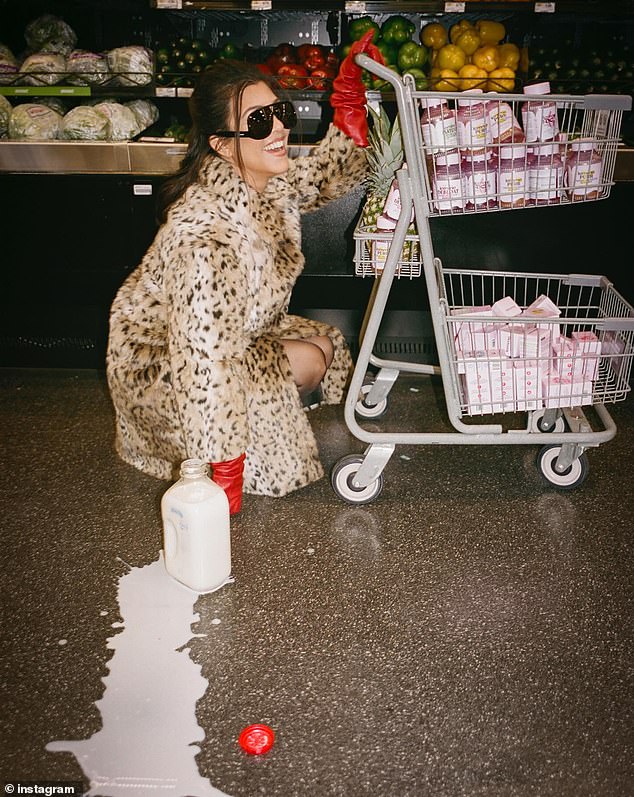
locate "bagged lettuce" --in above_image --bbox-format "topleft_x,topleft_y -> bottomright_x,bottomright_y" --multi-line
124,99 -> 159,133
66,49 -> 110,86
0,43 -> 19,85
37,96 -> 67,115
106,46 -> 152,87
61,106 -> 111,140
19,52 -> 66,86
0,94 -> 12,137
25,14 -> 77,57
9,103 -> 62,140
93,101 -> 140,140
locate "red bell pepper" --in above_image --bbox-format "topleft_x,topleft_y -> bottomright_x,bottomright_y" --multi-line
277,63 -> 309,89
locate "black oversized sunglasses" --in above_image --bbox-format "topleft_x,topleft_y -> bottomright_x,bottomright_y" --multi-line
216,100 -> 297,140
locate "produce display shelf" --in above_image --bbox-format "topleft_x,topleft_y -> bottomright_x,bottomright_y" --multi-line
0,141 -> 322,174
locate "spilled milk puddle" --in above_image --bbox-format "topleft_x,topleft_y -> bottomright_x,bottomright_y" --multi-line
47,555 -> 230,796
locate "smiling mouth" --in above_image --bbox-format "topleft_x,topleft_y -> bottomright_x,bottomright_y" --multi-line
263,139 -> 287,153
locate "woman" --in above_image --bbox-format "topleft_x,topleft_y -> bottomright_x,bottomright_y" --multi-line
106,33 -> 382,511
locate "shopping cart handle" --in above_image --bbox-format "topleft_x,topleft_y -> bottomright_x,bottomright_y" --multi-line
583,94 -> 632,112
355,53 -> 401,87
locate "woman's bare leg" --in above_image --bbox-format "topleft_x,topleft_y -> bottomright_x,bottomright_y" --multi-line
281,335 -> 334,397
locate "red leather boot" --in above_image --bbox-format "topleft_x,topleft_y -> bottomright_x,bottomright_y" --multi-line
210,453 -> 246,515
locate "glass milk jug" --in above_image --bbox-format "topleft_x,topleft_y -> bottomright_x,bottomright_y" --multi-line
161,458 -> 231,593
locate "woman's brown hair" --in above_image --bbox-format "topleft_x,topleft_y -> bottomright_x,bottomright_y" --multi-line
157,60 -> 281,223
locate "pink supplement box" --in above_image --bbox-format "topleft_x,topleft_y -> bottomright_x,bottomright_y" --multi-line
514,359 -> 544,410
522,294 -> 561,319
491,296 -> 522,317
553,335 -> 599,381
543,374 -> 593,408
521,295 -> 561,340
451,306 -> 493,350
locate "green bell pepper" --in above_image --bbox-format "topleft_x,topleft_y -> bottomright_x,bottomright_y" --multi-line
402,67 -> 428,90
397,41 -> 428,72
375,39 -> 399,67
348,16 -> 381,44
381,16 -> 416,46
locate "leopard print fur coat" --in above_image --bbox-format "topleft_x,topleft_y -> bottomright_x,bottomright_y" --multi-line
107,125 -> 367,496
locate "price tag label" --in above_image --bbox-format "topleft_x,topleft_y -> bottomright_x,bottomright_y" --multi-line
177,87 -> 194,98
251,0 -> 272,9
155,87 -> 176,97
59,87 -> 90,95
0,85 -> 89,96
133,184 -> 153,196
156,0 -> 182,9
345,2 -> 366,12
535,2 -> 556,11
444,2 -> 465,11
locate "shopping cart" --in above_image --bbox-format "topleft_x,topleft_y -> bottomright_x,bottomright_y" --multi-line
331,55 -> 634,503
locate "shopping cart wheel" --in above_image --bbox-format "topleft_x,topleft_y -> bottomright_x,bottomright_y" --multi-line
331,455 -> 384,504
355,384 -> 388,419
537,445 -> 589,490
530,409 -> 566,433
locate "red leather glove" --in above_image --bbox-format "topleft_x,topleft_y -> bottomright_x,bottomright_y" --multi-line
330,30 -> 385,147
210,453 -> 245,515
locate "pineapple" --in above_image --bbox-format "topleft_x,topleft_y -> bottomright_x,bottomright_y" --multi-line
361,106 -> 419,273
362,105 -> 404,229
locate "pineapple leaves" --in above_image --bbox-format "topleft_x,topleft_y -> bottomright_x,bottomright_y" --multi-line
365,105 -> 404,198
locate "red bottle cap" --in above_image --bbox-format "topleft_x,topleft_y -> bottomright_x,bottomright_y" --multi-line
238,724 -> 275,755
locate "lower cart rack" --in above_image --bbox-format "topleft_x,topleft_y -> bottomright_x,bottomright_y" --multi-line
332,261 -> 633,502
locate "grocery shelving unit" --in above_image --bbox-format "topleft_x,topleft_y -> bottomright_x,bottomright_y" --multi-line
1,0 -> 633,370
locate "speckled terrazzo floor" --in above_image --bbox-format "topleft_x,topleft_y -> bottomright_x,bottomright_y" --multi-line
1,367 -> 633,797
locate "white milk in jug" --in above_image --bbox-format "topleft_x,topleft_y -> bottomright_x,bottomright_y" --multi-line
161,458 -> 231,593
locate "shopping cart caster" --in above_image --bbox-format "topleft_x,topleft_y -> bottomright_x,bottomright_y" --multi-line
355,384 -> 389,420
331,455 -> 384,504
530,408 -> 566,433
537,445 -> 589,490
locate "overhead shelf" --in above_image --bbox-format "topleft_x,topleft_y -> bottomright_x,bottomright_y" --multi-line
149,0 -> 634,15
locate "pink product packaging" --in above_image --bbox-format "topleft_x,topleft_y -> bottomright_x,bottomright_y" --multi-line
487,98 -> 525,144
514,359 -> 544,411
461,349 -> 514,413
451,305 -> 493,352
543,374 -> 593,408
522,294 -> 561,318
498,144 -> 529,208
432,149 -> 465,213
499,323 -> 550,358
455,90 -> 489,155
521,82 -> 559,143
491,295 -> 522,317
529,141 -> 565,205
555,333 -> 600,381
566,138 -> 603,202
421,97 -> 458,154
462,152 -> 497,210
521,294 -> 561,341
382,172 -> 415,225
458,325 -> 499,353
572,330 -> 601,355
